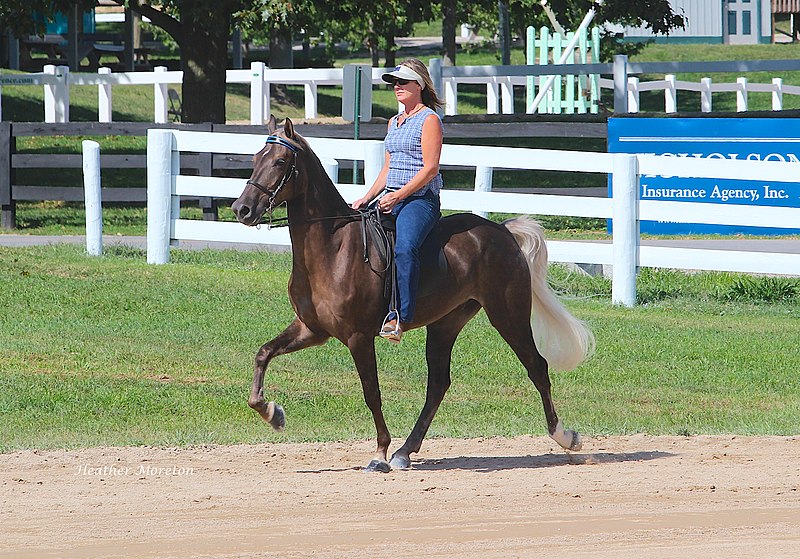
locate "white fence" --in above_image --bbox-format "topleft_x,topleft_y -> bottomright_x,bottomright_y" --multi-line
4,56 -> 800,123
621,75 -> 800,113
144,129 -> 800,306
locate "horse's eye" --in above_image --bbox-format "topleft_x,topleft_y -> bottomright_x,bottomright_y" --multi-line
275,159 -> 286,166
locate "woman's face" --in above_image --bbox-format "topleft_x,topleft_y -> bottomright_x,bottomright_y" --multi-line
393,77 -> 422,104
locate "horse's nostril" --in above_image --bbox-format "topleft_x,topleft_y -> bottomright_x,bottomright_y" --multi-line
233,202 -> 250,220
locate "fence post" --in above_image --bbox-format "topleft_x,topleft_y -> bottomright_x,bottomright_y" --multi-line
665,74 -> 677,113
44,65 -> 70,123
362,141 -> 385,189
526,26 -> 536,113
82,140 -> 103,256
444,78 -> 458,116
501,77 -> 514,114
701,77 -> 712,112
98,67 -> 113,123
473,166 -> 493,218
154,66 -> 169,123
147,129 -> 174,264
590,26 -> 600,114
613,55 -> 628,114
304,81 -> 318,119
736,77 -> 748,112
772,77 -> 783,111
0,122 -> 13,229
487,79 -> 500,114
321,159 -> 339,183
249,61 -> 265,124
627,77 -> 639,113
611,153 -> 638,307
428,58 -> 443,117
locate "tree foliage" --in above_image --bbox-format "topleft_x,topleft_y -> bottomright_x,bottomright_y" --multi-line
1,1 -> 96,36
1,1 -> 687,121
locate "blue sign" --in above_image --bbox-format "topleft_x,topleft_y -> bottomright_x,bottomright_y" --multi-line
608,118 -> 800,235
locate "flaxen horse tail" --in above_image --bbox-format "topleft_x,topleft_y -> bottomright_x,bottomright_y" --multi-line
504,216 -> 595,371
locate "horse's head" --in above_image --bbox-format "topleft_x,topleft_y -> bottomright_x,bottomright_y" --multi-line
232,116 -> 305,226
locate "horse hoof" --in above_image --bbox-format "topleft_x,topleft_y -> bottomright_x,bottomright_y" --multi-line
364,460 -> 391,473
568,431 -> 583,452
267,402 -> 285,431
550,421 -> 582,452
389,454 -> 411,470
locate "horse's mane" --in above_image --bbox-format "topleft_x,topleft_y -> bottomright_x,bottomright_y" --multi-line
281,128 -> 352,214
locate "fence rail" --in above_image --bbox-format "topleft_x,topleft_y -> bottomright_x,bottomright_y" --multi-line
3,56 -> 800,123
143,130 -> 800,306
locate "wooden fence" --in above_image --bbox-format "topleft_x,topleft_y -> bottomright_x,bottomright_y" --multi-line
0,117 -> 607,229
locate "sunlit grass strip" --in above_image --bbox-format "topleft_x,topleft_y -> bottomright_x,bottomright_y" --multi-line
0,245 -> 798,451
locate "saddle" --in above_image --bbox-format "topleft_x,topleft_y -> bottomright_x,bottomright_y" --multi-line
358,206 -> 448,304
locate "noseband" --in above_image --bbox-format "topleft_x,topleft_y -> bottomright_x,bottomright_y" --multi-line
246,135 -> 303,215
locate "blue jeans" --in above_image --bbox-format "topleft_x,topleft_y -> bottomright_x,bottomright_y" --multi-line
391,190 -> 441,323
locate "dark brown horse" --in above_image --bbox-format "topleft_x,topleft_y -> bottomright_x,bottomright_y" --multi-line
231,116 -> 594,472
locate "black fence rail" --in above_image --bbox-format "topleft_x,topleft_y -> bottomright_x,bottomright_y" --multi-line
0,116 -> 609,229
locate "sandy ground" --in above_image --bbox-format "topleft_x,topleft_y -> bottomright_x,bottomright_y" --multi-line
1,435 -> 799,558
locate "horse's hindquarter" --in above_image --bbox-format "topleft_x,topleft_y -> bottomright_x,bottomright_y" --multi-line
416,214 -> 530,317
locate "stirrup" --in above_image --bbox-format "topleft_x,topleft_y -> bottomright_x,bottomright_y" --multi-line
379,312 -> 402,343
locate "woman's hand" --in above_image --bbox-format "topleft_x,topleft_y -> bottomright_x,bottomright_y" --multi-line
377,191 -> 402,213
351,197 -> 369,210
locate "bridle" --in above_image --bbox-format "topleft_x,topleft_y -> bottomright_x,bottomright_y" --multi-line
245,135 -> 302,217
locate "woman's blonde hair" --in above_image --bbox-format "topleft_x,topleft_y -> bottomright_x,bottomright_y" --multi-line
400,58 -> 445,110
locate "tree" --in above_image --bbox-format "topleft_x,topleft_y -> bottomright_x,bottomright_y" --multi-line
322,1 -> 433,68
120,1 -> 252,123
450,0 -> 686,63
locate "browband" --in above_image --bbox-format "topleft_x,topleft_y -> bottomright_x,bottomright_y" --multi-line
265,135 -> 302,153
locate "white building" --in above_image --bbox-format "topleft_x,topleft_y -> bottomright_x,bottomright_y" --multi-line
610,0 -> 776,44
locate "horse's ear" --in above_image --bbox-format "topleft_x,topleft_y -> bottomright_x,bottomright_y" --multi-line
266,115 -> 278,134
284,117 -> 295,139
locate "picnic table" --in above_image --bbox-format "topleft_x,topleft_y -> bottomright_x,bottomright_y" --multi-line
19,33 -> 152,71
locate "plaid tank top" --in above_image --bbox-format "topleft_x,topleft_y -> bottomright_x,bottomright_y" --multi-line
384,106 -> 443,196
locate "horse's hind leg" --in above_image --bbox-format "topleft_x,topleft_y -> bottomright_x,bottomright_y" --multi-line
483,296 -> 582,452
390,301 -> 481,470
249,317 -> 329,430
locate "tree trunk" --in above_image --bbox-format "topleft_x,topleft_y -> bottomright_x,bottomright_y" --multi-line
383,31 -> 396,68
442,0 -> 457,66
368,35 -> 379,67
269,25 -> 293,69
498,1 -> 511,66
178,7 -> 231,123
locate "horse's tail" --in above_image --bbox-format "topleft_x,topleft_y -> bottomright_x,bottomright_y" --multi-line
503,216 -> 595,371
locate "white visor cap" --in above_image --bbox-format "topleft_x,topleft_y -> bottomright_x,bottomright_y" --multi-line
381,65 -> 425,87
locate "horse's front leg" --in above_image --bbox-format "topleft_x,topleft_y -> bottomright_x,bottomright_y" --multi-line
249,317 -> 329,430
348,333 -> 392,473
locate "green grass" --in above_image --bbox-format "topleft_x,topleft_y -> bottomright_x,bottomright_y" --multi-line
0,245 -> 798,452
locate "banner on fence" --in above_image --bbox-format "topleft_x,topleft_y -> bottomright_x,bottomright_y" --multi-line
608,117 -> 800,235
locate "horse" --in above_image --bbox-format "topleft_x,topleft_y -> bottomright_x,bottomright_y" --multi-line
231,116 -> 594,472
